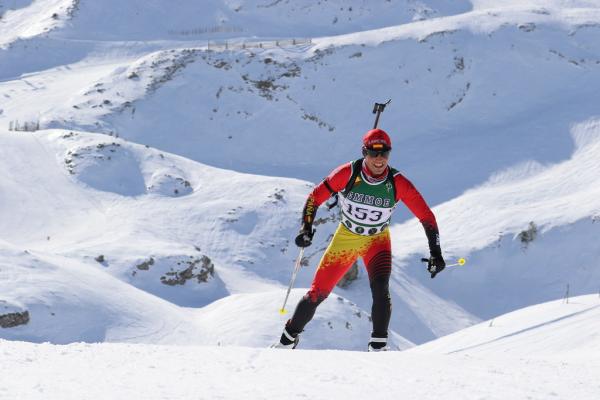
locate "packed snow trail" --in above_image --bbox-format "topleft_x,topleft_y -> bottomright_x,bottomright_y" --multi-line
2,295 -> 600,399
1,340 -> 598,400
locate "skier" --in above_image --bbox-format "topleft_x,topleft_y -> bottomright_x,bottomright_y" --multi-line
273,128 -> 446,351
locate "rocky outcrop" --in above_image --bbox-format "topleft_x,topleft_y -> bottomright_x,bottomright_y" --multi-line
160,255 -> 215,286
0,310 -> 30,328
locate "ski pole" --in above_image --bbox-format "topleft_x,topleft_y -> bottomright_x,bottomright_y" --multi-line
372,99 -> 391,129
420,257 -> 467,268
446,258 -> 467,268
279,247 -> 305,315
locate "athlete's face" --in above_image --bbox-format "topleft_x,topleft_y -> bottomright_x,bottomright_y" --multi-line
364,148 -> 390,176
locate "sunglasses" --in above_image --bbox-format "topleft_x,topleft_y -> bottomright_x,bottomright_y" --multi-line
363,147 -> 391,158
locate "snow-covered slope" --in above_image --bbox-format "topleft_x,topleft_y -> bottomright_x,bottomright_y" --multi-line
388,118 -> 600,320
1,295 -> 599,400
0,127 -> 416,349
1,0 -> 600,354
2,115 -> 598,346
1,0 -> 472,46
2,1 -> 600,198
0,0 -> 76,48
0,0 -> 473,56
412,294 -> 600,356
0,238 -> 206,344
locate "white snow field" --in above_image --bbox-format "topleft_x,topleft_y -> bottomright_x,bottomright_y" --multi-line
1,295 -> 599,400
1,0 -> 600,398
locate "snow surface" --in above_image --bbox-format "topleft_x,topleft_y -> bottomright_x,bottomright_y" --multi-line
2,1 -> 600,398
1,295 -> 599,400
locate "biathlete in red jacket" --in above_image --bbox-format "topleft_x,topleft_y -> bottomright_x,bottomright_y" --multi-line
273,128 -> 446,351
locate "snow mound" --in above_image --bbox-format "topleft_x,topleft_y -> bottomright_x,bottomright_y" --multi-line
195,289 -> 414,351
65,141 -> 146,196
113,253 -> 228,307
0,241 -> 205,344
146,171 -> 193,197
55,130 -> 199,198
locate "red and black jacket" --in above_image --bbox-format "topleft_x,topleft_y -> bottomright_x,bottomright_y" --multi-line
301,160 -> 441,255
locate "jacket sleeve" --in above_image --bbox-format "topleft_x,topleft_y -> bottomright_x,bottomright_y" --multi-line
300,163 -> 352,227
393,173 -> 442,255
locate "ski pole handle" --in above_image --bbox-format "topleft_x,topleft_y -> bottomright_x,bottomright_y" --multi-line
279,247 -> 305,314
373,110 -> 382,129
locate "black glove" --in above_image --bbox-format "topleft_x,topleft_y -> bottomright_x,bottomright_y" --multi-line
421,252 -> 446,279
295,225 -> 315,248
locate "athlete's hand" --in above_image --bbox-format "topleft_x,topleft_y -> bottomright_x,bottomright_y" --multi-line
421,253 -> 446,279
295,226 -> 315,248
